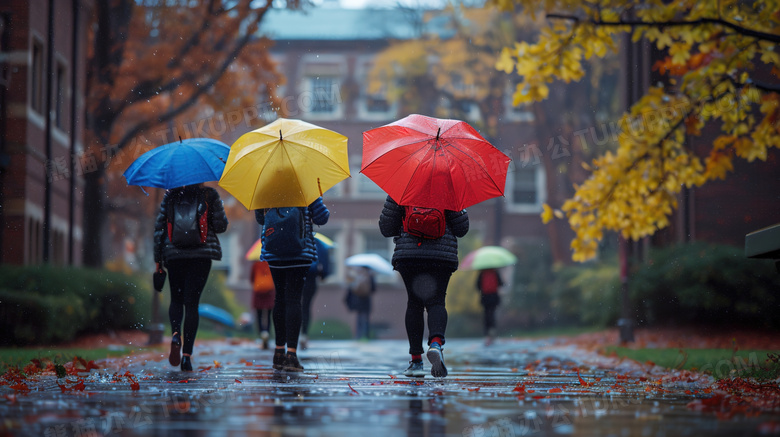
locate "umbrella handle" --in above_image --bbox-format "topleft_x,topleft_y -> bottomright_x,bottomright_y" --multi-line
318,177 -> 322,197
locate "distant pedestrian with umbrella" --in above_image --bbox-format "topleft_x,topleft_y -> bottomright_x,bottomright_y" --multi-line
300,234 -> 334,350
125,137 -> 231,372
364,114 -> 509,378
476,268 -> 503,346
220,119 -> 348,372
250,260 -> 275,350
346,266 -> 376,340
462,246 -> 517,346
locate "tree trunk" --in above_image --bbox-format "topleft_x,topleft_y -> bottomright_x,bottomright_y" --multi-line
82,168 -> 106,267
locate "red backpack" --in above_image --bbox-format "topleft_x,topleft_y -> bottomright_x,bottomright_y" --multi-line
479,270 -> 500,294
403,206 -> 446,239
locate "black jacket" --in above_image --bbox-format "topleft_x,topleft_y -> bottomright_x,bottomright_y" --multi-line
154,186 -> 228,263
378,196 -> 469,271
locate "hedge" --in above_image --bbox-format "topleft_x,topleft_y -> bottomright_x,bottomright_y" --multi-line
0,265 -> 152,346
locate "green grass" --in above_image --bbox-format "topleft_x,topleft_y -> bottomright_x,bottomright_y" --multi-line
505,326 -> 605,339
0,346 -> 151,374
307,318 -> 353,340
605,346 -> 780,380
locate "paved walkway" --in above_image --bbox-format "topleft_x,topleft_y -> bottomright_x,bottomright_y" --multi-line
1,337 -> 778,436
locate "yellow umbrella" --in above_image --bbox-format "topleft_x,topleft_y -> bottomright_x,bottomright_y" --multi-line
219,118 -> 350,209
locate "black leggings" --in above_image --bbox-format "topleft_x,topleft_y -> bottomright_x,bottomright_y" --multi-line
167,259 -> 211,355
270,266 -> 309,350
481,294 -> 500,335
396,265 -> 453,356
256,309 -> 272,333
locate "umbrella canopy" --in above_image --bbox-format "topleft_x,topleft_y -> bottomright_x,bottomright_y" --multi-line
219,118 -> 350,209
198,304 -> 235,328
123,138 -> 230,189
244,232 -> 334,261
361,114 -> 511,211
461,246 -> 518,271
345,253 -> 395,275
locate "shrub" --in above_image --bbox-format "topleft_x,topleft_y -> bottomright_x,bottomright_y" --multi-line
630,242 -> 780,329
0,265 -> 152,346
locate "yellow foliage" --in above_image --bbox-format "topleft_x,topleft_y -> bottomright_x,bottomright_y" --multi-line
492,0 -> 780,261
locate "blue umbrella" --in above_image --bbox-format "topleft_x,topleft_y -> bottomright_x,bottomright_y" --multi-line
198,304 -> 235,328
123,138 -> 230,190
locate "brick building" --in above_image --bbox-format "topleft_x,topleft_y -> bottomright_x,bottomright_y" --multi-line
0,0 -> 91,266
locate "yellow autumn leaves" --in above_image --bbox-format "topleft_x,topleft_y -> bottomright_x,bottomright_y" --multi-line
492,0 -> 780,261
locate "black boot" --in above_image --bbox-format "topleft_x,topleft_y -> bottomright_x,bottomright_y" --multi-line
181,355 -> 193,372
283,352 -> 304,372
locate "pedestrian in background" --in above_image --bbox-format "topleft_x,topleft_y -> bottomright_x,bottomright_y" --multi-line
347,266 -> 376,340
300,236 -> 332,350
255,197 -> 329,372
476,268 -> 503,346
379,196 -> 469,378
251,260 -> 275,350
154,183 -> 228,372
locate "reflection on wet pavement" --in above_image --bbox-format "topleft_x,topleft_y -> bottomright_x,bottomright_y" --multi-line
1,338 -> 778,436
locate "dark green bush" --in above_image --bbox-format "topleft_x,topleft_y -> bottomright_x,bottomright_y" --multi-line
0,265 -> 152,346
630,242 -> 780,329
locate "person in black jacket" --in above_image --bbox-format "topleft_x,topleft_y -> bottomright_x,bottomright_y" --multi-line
379,196 -> 469,378
154,184 -> 228,372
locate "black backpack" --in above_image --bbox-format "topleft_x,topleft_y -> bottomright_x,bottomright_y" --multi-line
263,207 -> 306,256
167,189 -> 208,248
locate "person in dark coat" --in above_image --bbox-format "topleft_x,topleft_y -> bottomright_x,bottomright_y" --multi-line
251,260 -> 275,350
154,183 -> 228,372
379,195 -> 469,378
300,237 -> 332,350
476,268 -> 503,346
347,266 -> 376,340
255,197 -> 329,372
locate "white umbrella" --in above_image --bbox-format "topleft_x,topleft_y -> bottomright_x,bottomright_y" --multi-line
345,253 -> 395,275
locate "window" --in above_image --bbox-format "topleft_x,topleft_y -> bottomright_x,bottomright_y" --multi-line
504,80 -> 535,122
506,165 -> 546,213
351,154 -> 387,199
308,76 -> 339,114
363,232 -> 390,258
357,59 -> 397,121
31,40 -> 44,114
55,63 -> 66,129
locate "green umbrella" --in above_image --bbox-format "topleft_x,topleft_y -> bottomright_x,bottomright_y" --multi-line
461,246 -> 517,270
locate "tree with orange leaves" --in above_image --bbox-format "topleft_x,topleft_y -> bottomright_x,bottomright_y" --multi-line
83,0 -> 304,266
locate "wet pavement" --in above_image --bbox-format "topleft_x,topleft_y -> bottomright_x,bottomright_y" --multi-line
2,337 -> 779,436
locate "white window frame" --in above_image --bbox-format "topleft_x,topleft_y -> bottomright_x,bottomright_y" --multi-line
350,153 -> 387,200
505,163 -> 546,214
504,81 -> 535,123
298,54 -> 345,121
355,56 -> 397,121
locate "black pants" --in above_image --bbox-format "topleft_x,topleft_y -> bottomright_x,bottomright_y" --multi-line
397,265 -> 453,356
270,266 -> 309,350
167,259 -> 211,355
300,270 -> 318,336
481,293 -> 500,335
256,309 -> 272,333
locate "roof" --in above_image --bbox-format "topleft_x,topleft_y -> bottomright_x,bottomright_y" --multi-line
259,8 -> 425,41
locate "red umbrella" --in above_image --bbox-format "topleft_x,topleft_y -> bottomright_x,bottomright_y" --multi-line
361,114 -> 511,211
